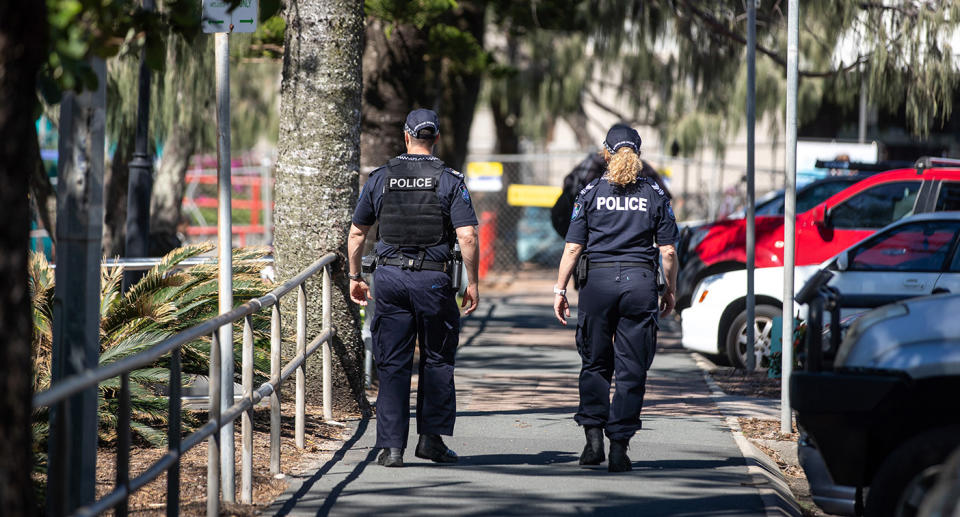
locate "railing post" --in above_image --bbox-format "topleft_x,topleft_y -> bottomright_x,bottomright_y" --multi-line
296,284 -> 307,449
270,302 -> 282,474
168,347 -> 182,517
241,315 -> 254,503
207,331 -> 221,517
116,373 -> 131,517
322,266 -> 333,421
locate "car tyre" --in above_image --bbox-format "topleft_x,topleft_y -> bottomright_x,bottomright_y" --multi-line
724,304 -> 780,369
865,426 -> 960,517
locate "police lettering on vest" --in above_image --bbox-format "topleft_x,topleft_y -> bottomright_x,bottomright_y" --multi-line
388,177 -> 435,190
596,196 -> 648,212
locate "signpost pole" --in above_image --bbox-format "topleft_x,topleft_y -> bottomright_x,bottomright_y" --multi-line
782,0 -> 800,435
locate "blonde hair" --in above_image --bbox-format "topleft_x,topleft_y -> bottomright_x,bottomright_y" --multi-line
603,147 -> 642,186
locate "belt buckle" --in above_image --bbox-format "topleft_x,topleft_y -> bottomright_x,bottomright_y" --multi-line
406,257 -> 415,270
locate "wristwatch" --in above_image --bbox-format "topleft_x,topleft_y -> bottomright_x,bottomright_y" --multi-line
348,272 -> 364,281
553,285 -> 566,296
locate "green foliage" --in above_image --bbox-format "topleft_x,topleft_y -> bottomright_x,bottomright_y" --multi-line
31,244 -> 275,450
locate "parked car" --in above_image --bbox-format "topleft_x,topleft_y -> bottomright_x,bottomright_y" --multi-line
676,158 -> 960,311
681,212 -> 960,367
792,292 -> 960,517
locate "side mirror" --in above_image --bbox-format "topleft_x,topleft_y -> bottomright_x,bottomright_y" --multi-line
812,204 -> 831,228
836,250 -> 850,271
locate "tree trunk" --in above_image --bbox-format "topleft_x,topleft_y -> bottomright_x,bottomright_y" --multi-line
150,126 -> 194,255
361,19 -> 429,174
435,0 -> 486,171
102,133 -> 133,257
276,0 -> 369,415
0,0 -> 45,512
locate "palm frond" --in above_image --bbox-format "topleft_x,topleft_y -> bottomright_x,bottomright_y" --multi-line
100,331 -> 173,365
130,421 -> 167,447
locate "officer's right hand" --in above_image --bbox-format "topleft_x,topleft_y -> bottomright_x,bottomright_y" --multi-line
554,294 -> 570,326
461,283 -> 479,315
350,279 -> 371,306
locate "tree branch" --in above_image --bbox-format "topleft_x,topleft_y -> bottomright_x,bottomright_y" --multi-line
676,0 -> 866,78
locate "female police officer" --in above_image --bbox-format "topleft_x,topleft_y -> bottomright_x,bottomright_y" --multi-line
553,125 -> 679,472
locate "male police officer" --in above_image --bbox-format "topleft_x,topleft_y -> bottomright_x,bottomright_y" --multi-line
553,125 -> 679,472
347,109 -> 480,468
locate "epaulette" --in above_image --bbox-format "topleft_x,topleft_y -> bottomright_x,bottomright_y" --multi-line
368,165 -> 387,177
579,178 -> 601,196
444,168 -> 464,179
645,177 -> 666,197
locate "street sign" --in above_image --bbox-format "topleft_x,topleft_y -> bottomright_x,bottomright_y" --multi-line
202,0 -> 258,33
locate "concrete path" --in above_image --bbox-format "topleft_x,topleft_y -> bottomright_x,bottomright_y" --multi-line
268,279 -> 797,516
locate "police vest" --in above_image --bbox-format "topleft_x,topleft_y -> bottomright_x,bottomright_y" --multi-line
379,157 -> 448,248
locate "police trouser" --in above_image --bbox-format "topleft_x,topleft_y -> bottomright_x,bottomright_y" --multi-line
574,262 -> 658,441
371,265 -> 460,449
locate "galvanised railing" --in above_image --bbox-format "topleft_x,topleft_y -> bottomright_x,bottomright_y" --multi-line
33,253 -> 338,516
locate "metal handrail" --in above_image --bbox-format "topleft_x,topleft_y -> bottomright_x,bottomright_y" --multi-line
35,253 -> 339,516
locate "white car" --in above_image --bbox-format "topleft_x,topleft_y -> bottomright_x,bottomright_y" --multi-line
681,212 -> 960,367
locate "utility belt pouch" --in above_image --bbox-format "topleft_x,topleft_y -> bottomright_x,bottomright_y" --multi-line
361,255 -> 378,274
576,253 -> 589,285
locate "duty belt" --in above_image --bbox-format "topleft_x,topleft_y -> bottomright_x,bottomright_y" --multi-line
379,256 -> 449,272
589,261 -> 654,271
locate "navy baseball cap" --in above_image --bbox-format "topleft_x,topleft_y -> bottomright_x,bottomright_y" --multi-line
603,125 -> 641,154
404,109 -> 440,139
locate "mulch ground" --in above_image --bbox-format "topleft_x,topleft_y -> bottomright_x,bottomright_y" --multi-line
710,368 -> 839,517
89,403 -> 353,516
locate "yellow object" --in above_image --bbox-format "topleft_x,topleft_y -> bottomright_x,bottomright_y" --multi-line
660,167 -> 673,178
466,161 -> 503,177
507,184 -> 563,207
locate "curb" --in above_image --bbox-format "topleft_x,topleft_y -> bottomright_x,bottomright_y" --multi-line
691,353 -> 803,517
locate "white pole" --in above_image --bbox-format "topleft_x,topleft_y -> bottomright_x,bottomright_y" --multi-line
781,0 -> 799,435
745,0 -> 757,372
241,315 -> 253,503
215,31 -> 235,502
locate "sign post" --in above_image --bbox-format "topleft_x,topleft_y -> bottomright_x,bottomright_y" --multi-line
202,0 -> 257,507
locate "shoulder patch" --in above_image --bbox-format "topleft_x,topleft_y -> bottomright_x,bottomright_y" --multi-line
444,168 -> 464,179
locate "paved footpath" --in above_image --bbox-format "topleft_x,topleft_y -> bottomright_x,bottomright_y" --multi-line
269,279 -> 798,516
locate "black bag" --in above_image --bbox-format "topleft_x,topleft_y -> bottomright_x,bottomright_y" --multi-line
550,191 -> 576,238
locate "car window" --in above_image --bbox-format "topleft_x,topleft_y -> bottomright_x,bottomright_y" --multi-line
850,220 -> 960,272
831,181 -> 921,229
796,180 -> 858,213
935,182 -> 960,211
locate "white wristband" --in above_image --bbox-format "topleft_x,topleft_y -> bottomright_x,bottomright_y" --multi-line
553,285 -> 566,296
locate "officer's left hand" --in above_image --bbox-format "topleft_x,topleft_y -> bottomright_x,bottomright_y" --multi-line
554,294 -> 570,326
659,290 -> 675,318
350,279 -> 371,306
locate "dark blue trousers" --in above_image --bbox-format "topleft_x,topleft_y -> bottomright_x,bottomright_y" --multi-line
371,265 -> 460,449
574,263 -> 658,441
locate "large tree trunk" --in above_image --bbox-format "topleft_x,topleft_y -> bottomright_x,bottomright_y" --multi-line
361,19 -> 429,173
149,127 -> 193,255
435,0 -> 486,171
102,133 -> 133,257
0,0 -> 45,512
276,0 -> 369,415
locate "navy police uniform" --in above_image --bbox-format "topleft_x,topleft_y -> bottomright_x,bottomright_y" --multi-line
353,153 -> 477,450
565,161 -> 679,441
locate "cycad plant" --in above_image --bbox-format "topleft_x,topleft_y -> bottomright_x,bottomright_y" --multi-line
31,243 -> 275,456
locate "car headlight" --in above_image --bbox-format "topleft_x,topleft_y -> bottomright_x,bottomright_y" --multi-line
834,303 -> 910,366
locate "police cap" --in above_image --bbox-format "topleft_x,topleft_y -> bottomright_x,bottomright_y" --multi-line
404,109 -> 440,139
603,124 -> 642,154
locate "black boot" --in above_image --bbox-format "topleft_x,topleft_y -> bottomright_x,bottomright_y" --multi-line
377,447 -> 404,467
608,439 -> 632,472
415,434 -> 458,463
579,426 -> 605,465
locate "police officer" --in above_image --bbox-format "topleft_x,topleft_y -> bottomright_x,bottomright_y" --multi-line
553,125 -> 679,472
347,108 -> 480,468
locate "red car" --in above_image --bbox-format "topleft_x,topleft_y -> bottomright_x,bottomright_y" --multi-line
677,158 -> 960,310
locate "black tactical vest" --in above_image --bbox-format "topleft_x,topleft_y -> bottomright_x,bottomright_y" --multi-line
379,157 -> 447,248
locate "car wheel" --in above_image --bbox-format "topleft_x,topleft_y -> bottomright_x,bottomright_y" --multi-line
724,304 -> 780,369
865,427 -> 960,517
